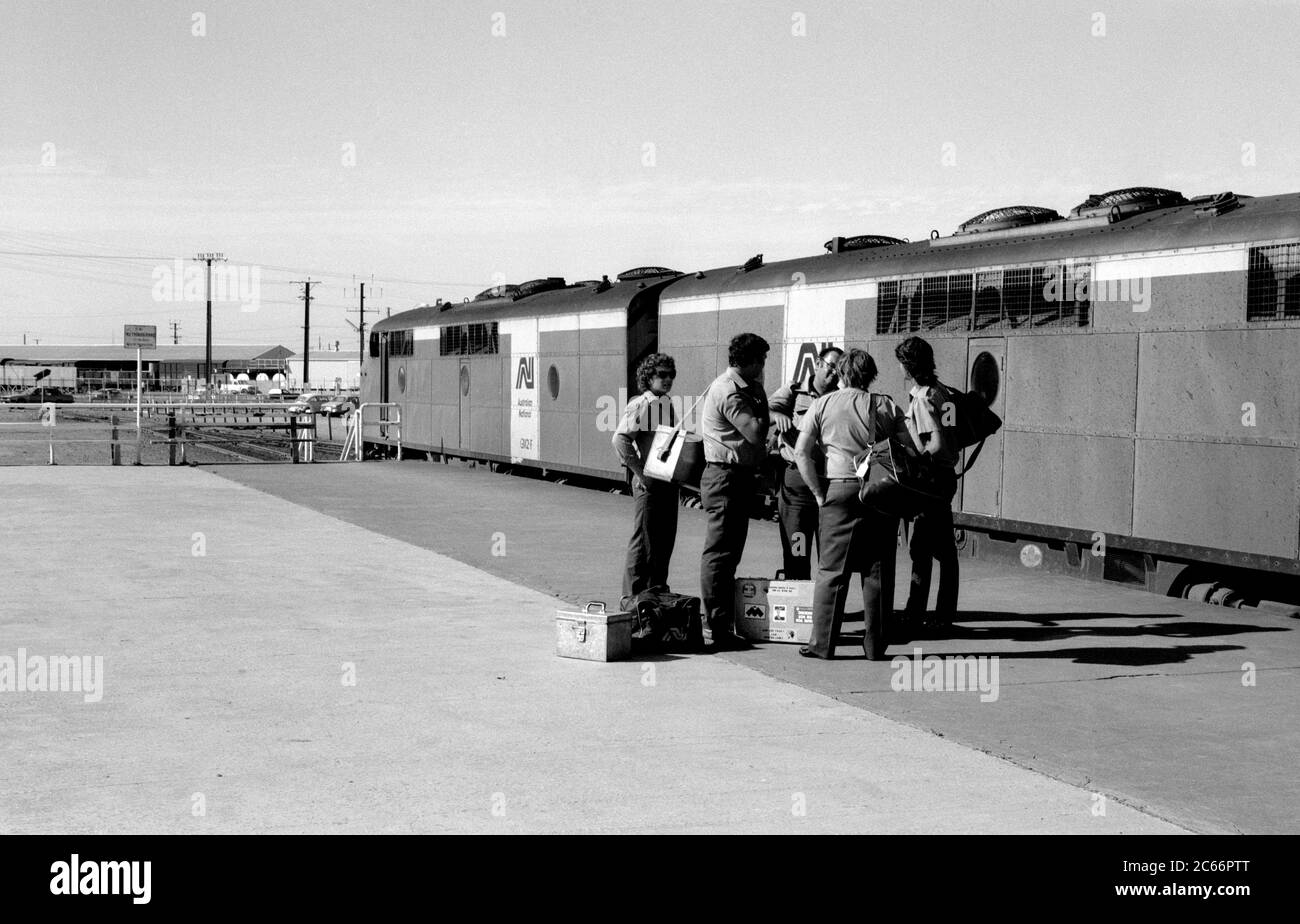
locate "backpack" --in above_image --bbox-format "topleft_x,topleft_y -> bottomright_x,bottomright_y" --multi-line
935,381 -> 1002,455
619,586 -> 704,654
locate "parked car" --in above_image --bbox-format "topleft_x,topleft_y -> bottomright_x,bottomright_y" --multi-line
286,393 -> 328,414
0,386 -> 76,404
321,396 -> 359,417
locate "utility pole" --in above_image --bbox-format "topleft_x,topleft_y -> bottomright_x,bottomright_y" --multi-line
357,281 -> 367,367
345,277 -> 379,390
346,277 -> 379,370
293,279 -> 316,388
169,320 -> 181,344
193,253 -> 226,384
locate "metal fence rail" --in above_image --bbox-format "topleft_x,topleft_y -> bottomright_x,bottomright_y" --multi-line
1,399 -> 396,465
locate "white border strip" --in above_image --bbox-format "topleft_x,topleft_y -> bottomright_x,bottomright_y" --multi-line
579,309 -> 625,330
1095,245 -> 1246,281
538,314 -> 580,332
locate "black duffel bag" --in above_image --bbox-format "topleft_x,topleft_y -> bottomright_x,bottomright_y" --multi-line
619,585 -> 705,654
854,438 -> 955,520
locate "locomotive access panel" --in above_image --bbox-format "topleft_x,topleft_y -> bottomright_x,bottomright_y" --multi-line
1132,328 -> 1300,559
1000,333 -> 1138,537
538,327 -> 580,468
960,339 -> 1006,519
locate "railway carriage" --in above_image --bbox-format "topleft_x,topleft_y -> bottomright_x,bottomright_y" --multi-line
366,186 -> 1300,599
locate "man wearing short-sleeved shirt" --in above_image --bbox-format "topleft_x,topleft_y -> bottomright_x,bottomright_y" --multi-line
697,332 -> 770,650
768,346 -> 842,579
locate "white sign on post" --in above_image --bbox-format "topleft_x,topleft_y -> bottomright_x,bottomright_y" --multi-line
123,324 -> 157,349
124,325 -> 156,464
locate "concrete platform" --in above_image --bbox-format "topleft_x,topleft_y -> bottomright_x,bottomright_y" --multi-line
0,465 -> 1197,834
210,460 -> 1299,834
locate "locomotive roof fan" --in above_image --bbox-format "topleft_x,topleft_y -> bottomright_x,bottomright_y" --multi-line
824,234 -> 907,253
1068,186 -> 1188,222
954,205 -> 1063,235
616,266 -> 680,281
513,277 -> 567,299
473,283 -> 521,301
617,266 -> 680,289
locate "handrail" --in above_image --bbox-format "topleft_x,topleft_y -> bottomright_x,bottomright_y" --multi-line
353,402 -> 402,461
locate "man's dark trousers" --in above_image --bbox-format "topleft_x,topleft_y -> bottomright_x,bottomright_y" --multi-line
777,462 -> 818,580
623,475 -> 680,598
699,463 -> 756,637
905,496 -> 958,622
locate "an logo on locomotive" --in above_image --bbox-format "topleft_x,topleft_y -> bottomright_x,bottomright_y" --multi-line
515,356 -> 535,389
792,341 -> 834,385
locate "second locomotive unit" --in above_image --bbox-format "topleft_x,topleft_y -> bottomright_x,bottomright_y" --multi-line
363,186 -> 1300,602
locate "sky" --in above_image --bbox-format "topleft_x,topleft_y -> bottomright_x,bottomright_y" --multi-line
2,0 -> 1298,348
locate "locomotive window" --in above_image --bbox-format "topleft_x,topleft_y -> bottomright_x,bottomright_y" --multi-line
368,332 -> 380,357
970,352 -> 999,407
459,365 -> 470,396
547,364 -> 560,400
397,365 -> 406,393
1247,244 -> 1300,321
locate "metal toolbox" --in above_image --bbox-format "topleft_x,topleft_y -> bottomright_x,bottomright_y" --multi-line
555,601 -> 635,661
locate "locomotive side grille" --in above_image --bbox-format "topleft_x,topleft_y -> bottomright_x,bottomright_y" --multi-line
947,273 -> 973,327
1065,262 -> 1092,328
439,321 -> 500,356
1246,243 -> 1300,321
921,275 -> 948,329
1002,268 -> 1033,327
974,270 -> 1002,330
879,261 -> 1092,335
387,329 -> 415,356
877,280 -> 899,334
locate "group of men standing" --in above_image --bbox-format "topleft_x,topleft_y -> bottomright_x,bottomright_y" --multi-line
612,332 -> 960,656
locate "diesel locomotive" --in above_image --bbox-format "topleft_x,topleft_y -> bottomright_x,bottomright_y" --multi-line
363,186 -> 1300,602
